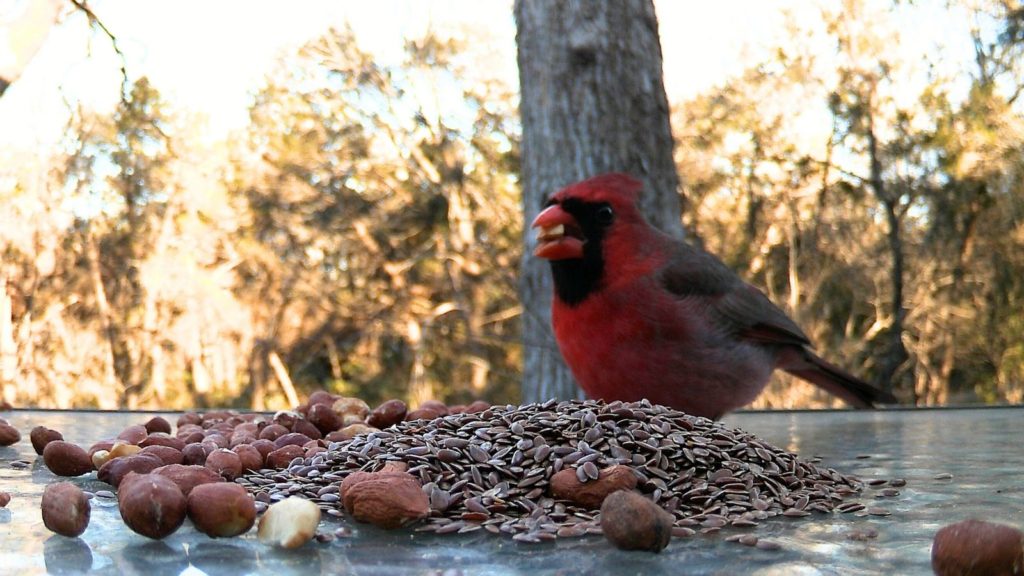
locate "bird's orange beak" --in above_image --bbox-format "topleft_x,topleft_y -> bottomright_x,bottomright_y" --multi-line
532,204 -> 584,260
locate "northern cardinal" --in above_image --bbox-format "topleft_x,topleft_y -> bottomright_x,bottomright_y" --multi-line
531,173 -> 897,419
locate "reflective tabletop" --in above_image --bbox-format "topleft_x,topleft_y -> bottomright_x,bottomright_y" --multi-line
1,407 -> 1021,575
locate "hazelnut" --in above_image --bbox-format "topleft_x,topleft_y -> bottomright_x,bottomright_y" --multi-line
465,400 -> 490,413
30,426 -> 64,455
176,412 -> 202,427
273,432 -> 312,450
258,497 -> 321,549
332,397 -> 370,426
116,425 -> 148,445
272,411 -> 299,429
337,423 -> 378,440
258,424 -> 289,442
307,403 -> 342,434
203,433 -> 229,449
0,423 -> 20,446
265,444 -> 304,469
176,423 -> 203,438
181,443 -> 208,466
233,444 -> 263,471
187,483 -> 256,538
367,399 -> 407,429
205,449 -> 243,480
179,431 -> 205,445
97,453 -> 164,487
41,482 -> 91,537
405,408 -> 442,421
139,445 -> 184,466
250,439 -> 275,460
600,490 -> 673,553
152,464 -> 222,496
307,390 -> 338,407
291,419 -> 322,440
118,473 -> 187,539
139,433 -> 186,451
550,464 -> 638,508
417,400 -> 449,416
42,441 -> 94,477
143,416 -> 172,434
0,491 -> 10,507
932,519 -> 1024,576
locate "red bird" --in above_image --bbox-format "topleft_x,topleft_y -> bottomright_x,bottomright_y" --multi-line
532,173 -> 896,419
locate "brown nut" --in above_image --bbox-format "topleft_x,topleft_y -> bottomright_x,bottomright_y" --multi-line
345,472 -> 430,529
417,400 -> 449,416
337,423 -> 378,440
187,482 -> 256,538
265,444 -> 304,469
932,519 -> 1024,576
43,441 -> 94,477
291,419 -> 322,441
366,399 -> 407,429
273,432 -> 312,450
152,464 -> 222,496
307,390 -> 338,407
41,482 -> 91,537
0,491 -> 11,507
143,416 -> 172,435
464,400 -> 490,413
176,412 -> 202,428
600,490 -> 673,553
307,403 -> 342,434
181,443 -> 208,466
118,472 -> 187,539
97,453 -> 164,487
550,464 -> 638,508
139,445 -> 184,466
0,423 -> 21,446
30,426 -> 63,455
272,411 -> 299,430
257,496 -> 321,549
258,424 -> 289,442
205,449 -> 243,480
332,397 -> 370,426
176,423 -> 203,438
233,444 -> 263,471
250,439 -> 276,460
116,425 -> 149,445
140,433 -> 186,451
405,408 -> 442,422
342,467 -> 409,506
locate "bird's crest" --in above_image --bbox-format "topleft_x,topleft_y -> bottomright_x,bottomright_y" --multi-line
549,173 -> 643,207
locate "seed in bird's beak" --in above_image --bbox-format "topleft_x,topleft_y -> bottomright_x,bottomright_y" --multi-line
536,224 -> 565,243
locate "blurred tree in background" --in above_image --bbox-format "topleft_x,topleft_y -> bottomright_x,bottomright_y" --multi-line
675,0 -> 1024,407
1,28 -> 521,409
2,1 -> 1024,410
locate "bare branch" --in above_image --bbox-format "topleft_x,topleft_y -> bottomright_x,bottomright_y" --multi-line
68,0 -> 129,103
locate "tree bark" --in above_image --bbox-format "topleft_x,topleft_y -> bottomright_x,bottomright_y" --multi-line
515,0 -> 683,403
866,108 -> 910,400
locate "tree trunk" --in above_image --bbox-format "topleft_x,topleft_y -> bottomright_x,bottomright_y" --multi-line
866,110 -> 910,401
515,0 -> 683,403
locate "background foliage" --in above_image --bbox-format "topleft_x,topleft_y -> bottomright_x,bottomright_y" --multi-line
2,1 -> 1024,409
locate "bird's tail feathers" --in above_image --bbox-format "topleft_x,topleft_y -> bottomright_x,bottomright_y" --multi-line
783,352 -> 898,408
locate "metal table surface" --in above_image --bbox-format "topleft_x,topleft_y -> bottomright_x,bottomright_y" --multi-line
1,407 -> 1021,575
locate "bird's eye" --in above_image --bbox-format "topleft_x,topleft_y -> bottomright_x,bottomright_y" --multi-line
596,205 -> 614,225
